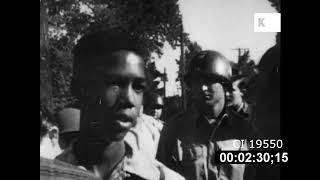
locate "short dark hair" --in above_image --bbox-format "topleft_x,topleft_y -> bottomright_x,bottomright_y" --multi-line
71,28 -> 145,100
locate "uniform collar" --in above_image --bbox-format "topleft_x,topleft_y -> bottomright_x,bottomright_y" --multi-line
194,107 -> 232,129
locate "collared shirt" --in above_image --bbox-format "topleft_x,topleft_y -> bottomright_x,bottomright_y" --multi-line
157,107 -> 256,180
125,114 -> 163,159
40,157 -> 100,180
57,139 -> 184,180
124,114 -> 185,180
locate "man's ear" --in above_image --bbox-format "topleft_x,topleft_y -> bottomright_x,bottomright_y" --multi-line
48,126 -> 59,142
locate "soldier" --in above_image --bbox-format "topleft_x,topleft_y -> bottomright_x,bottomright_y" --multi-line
56,108 -> 80,151
57,29 -> 184,180
157,50 -> 257,180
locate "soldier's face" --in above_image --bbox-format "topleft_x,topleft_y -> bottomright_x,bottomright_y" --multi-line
189,73 -> 226,116
85,51 -> 147,141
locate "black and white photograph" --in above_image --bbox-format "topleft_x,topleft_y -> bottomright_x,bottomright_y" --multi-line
40,0 -> 282,180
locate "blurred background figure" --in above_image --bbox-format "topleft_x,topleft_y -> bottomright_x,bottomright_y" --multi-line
40,106 -> 98,180
255,39 -> 280,139
254,35 -> 280,180
228,78 -> 246,112
228,77 -> 255,122
40,104 -> 62,159
56,108 -> 80,151
143,92 -> 164,122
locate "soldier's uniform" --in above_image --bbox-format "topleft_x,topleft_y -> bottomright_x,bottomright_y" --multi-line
157,106 -> 256,180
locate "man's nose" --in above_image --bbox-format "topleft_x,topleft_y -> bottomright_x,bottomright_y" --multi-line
202,84 -> 208,92
118,86 -> 135,108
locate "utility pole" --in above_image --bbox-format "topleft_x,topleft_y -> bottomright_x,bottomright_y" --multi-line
163,68 -> 166,99
180,21 -> 187,112
163,68 -> 167,122
232,48 -> 249,64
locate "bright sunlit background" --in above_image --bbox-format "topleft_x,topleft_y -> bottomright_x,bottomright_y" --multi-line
154,0 -> 277,97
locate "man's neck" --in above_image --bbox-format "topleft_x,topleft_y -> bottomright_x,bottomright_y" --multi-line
202,107 -> 223,123
196,103 -> 226,128
93,140 -> 126,179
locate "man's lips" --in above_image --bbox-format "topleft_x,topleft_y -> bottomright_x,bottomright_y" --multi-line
204,93 -> 213,100
113,113 -> 134,131
114,113 -> 132,122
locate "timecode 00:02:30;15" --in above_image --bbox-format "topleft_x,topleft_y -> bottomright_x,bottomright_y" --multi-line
216,151 -> 288,164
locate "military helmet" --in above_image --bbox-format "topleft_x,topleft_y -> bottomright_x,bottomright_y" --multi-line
184,50 -> 232,86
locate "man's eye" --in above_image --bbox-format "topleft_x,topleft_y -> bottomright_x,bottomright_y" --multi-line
132,81 -> 146,93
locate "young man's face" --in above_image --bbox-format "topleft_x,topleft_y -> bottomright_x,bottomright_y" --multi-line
87,51 -> 146,141
189,73 -> 226,117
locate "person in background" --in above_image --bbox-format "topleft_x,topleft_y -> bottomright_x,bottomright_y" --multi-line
143,92 -> 164,122
254,36 -> 280,180
227,78 -> 254,122
40,104 -> 98,180
255,43 -> 280,139
125,92 -> 164,160
40,104 -> 62,159
56,108 -> 80,151
125,92 -> 165,159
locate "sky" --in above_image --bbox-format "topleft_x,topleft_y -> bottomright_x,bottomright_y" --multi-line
154,0 -> 277,97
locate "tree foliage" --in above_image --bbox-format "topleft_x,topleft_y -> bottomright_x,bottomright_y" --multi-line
176,41 -> 202,82
40,0 -> 186,111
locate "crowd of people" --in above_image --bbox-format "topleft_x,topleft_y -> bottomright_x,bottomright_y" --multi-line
40,28 -> 280,180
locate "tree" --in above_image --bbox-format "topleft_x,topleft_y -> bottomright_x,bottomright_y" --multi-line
46,0 -> 187,57
40,0 -> 187,111
175,41 -> 202,83
174,41 -> 202,110
40,0 -> 54,111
